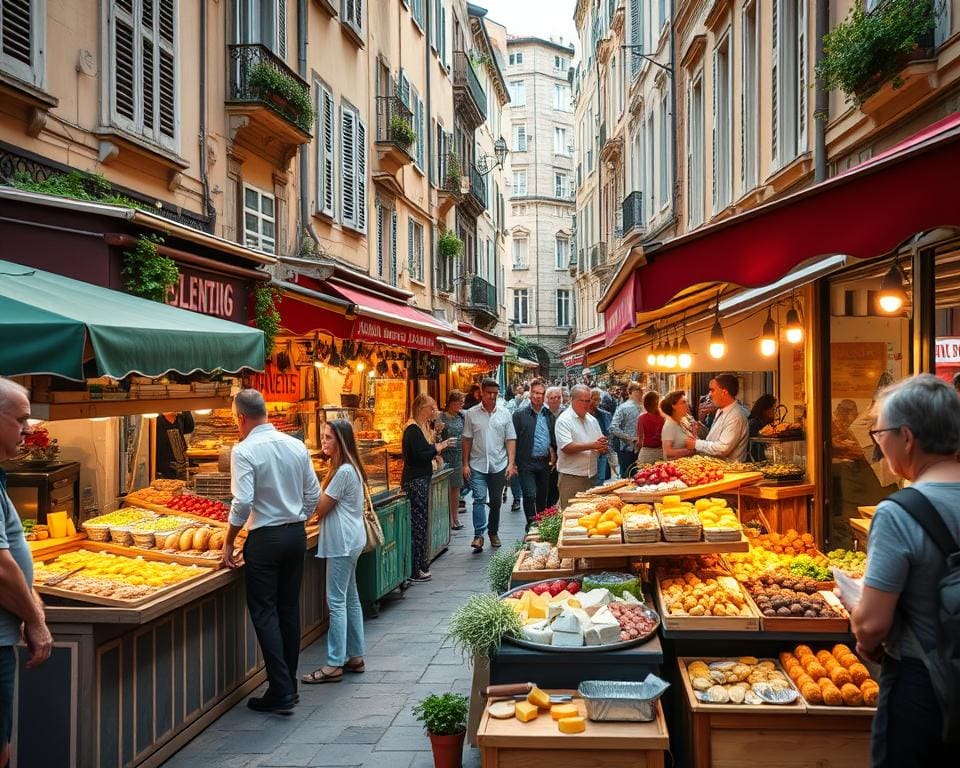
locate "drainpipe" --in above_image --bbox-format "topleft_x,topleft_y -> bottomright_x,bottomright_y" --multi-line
669,0 -> 678,215
199,0 -> 212,229
426,0 -> 435,301
814,0 -> 828,182
298,0 -> 313,251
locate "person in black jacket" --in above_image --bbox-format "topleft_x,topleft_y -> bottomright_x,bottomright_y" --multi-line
512,379 -> 557,528
401,394 -> 454,583
155,411 -> 195,479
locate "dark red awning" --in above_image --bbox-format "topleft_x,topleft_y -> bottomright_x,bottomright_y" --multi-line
601,111 -> 960,320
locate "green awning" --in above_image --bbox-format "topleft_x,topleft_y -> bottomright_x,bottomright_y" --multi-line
0,260 -> 265,380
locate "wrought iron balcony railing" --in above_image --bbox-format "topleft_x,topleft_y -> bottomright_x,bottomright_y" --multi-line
461,274 -> 498,316
622,191 -> 644,237
227,43 -> 312,134
453,51 -> 487,122
375,95 -> 415,153
468,164 -> 486,210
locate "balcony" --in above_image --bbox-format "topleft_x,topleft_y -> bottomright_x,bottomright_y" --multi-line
226,44 -> 311,164
453,51 -> 487,129
438,152 -> 461,217
589,243 -> 607,271
375,95 -> 415,175
458,164 -> 486,219
460,274 -> 499,329
622,191 -> 644,239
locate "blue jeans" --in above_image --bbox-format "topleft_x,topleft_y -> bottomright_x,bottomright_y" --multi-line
470,468 -> 506,537
509,474 -> 522,505
325,553 -> 365,668
597,454 -> 610,482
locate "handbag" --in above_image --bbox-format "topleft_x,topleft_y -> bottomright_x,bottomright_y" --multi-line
361,483 -> 384,553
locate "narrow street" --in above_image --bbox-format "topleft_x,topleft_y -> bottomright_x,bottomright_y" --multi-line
161,489 -> 525,768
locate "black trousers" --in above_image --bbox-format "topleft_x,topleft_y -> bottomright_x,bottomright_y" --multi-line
547,468 -> 559,508
243,522 -> 306,702
519,458 -> 551,527
617,449 -> 638,478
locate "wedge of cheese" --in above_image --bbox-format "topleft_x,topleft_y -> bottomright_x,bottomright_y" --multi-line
550,703 -> 579,720
515,701 -> 539,722
527,687 -> 552,709
583,606 -> 622,645
576,588 -> 612,615
521,619 -> 554,644
558,716 -> 586,733
551,628 -> 584,647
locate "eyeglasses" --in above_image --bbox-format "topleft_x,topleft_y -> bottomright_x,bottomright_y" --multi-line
868,427 -> 900,446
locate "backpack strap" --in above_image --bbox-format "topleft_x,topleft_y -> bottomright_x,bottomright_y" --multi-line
888,488 -> 960,560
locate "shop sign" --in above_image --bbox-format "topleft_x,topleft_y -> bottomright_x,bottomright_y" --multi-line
354,318 -> 436,351
935,337 -> 960,364
562,352 -> 585,368
447,350 -> 497,367
604,272 -> 637,346
166,266 -> 247,323
254,361 -> 300,402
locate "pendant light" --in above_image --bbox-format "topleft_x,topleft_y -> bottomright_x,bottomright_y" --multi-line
759,308 -> 778,357
646,345 -> 657,367
664,336 -> 678,369
678,334 -> 692,369
877,257 -> 908,314
785,299 -> 804,345
655,333 -> 666,368
708,294 -> 726,359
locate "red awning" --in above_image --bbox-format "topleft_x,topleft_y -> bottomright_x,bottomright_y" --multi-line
561,331 -> 605,368
601,111 -> 960,318
440,336 -> 502,368
276,281 -> 355,338
453,322 -> 508,354
324,280 -> 450,352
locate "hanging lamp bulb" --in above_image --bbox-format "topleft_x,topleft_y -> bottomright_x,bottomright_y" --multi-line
760,308 -> 778,357
785,305 -> 804,344
655,337 -> 666,368
678,335 -> 692,369
708,294 -> 726,359
877,259 -> 908,314
646,346 -> 657,367
665,337 -> 678,369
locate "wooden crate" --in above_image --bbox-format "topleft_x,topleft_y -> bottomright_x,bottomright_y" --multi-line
557,533 -> 749,560
91,539 -> 223,569
654,575 -> 761,632
511,550 -> 576,583
677,657 -> 805,715
744,588 -> 851,634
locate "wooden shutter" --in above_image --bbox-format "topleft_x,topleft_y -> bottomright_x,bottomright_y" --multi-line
407,217 -> 415,275
441,2 -> 447,65
629,0 -> 641,77
771,0 -> 779,168
391,209 -> 398,285
796,0 -> 807,154
275,0 -> 286,59
416,94 -> 425,169
112,0 -> 137,126
157,0 -> 176,143
319,85 -> 335,216
1,0 -> 40,85
341,105 -> 357,228
356,117 -> 367,233
376,201 -> 384,276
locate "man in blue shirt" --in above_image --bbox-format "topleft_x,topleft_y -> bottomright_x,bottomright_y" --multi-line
0,378 -> 53,765
222,389 -> 321,714
512,379 -> 557,529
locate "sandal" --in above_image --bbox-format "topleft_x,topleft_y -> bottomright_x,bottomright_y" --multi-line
471,537 -> 484,553
451,523 -> 464,530
301,667 -> 343,684
345,659 -> 365,674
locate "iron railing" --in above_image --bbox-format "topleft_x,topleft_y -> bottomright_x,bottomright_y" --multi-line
441,153 -> 461,193
227,44 -> 312,133
453,51 -> 487,122
462,274 -> 497,315
468,165 -> 486,210
375,95 -> 415,154
622,191 -> 644,237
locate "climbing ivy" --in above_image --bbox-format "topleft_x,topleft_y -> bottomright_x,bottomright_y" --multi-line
121,234 -> 179,303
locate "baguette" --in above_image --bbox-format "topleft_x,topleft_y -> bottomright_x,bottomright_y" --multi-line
179,527 -> 197,551
193,526 -> 213,551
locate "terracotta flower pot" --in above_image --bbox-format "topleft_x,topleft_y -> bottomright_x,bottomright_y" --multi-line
428,731 -> 465,768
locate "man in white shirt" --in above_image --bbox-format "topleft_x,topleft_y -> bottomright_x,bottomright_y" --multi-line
685,374 -> 749,462
555,384 -> 606,507
222,389 -> 321,714
462,379 -> 517,552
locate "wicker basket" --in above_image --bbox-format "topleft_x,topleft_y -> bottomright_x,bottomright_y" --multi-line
109,525 -> 135,546
82,523 -> 111,542
132,531 -> 157,549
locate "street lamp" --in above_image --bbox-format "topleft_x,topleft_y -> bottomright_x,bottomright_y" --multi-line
474,136 -> 509,176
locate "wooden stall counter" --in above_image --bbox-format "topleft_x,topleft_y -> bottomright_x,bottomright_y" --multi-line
477,691 -> 669,768
730,481 -> 815,534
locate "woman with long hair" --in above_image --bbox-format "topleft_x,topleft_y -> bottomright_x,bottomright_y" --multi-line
747,393 -> 778,462
439,390 -> 466,530
301,419 -> 367,684
660,391 -> 695,460
402,394 -> 454,582
636,390 -> 666,465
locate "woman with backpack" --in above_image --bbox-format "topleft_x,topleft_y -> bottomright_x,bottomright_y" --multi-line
849,374 -> 960,764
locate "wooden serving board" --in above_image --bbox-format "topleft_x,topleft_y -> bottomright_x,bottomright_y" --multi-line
557,533 -> 749,560
90,540 -> 222,569
28,532 -> 87,554
122,497 -> 229,528
511,550 -> 575,582
616,471 -> 764,502
677,658 -> 805,715
745,588 -> 851,634
655,575 -> 761,632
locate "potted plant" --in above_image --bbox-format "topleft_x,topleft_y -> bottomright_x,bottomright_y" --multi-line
247,61 -> 315,132
412,692 -> 469,768
445,150 -> 461,189
389,115 -> 416,148
816,0 -> 937,105
437,230 -> 463,260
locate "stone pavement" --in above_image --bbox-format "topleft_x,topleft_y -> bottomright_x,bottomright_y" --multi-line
161,487 -> 526,768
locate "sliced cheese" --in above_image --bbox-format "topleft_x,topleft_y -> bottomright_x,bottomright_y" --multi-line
527,687 -> 552,709
551,628 -> 584,647
515,701 -> 539,722
551,610 -> 581,634
550,703 -> 579,720
576,588 -> 612,615
558,716 -> 586,733
521,620 -> 554,644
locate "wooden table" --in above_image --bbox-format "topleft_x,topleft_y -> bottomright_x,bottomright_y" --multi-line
477,691 -> 670,768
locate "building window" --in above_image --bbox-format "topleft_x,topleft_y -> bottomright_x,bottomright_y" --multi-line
713,33 -> 732,212
512,169 -> 527,196
772,0 -> 806,169
645,111 -> 655,217
513,124 -> 527,152
407,216 -> 424,282
629,0 -> 643,78
554,172 -> 569,199
316,80 -> 336,217
235,0 -> 287,58
109,0 -> 178,151
243,184 -> 276,254
556,289 -> 572,327
509,79 -> 525,106
742,1 -> 758,192
553,84 -> 570,111
554,126 -> 569,155
340,101 -> 367,233
555,237 -> 569,270
390,209 -> 398,285
411,0 -> 424,29
509,51 -> 523,65
512,237 -> 528,269
658,91 -> 669,210
412,86 -> 425,170
513,288 -> 529,325
341,0 -> 363,39
688,74 -> 705,228
554,55 -> 566,71
1,0 -> 44,87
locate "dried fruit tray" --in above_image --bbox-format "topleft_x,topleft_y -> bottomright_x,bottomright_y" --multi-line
743,588 -> 851,634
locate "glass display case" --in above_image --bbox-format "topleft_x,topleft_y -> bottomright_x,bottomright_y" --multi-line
358,443 -> 392,497
750,436 -> 807,480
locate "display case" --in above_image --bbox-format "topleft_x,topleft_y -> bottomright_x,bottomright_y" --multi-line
358,443 -> 392,498
750,437 -> 807,475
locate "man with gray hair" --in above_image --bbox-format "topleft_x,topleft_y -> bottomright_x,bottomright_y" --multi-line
555,384 -> 606,506
222,388 -> 321,714
544,386 -> 564,505
0,378 -> 53,765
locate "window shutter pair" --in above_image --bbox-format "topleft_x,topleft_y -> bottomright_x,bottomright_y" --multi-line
340,105 -> 367,232
407,218 -> 415,277
629,0 -> 641,77
771,0 -> 780,168
319,85 -> 336,217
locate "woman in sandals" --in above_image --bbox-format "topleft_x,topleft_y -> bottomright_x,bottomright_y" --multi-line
302,420 -> 366,684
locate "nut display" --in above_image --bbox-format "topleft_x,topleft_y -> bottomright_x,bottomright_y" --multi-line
780,644 -> 878,707
748,585 -> 843,618
743,571 -> 823,595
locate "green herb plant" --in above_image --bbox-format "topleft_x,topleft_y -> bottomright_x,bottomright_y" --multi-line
9,170 -> 141,209
446,593 -> 522,659
534,509 -> 563,545
248,61 -> 315,132
445,150 -> 461,184
389,115 -> 416,148
412,692 -> 469,736
122,234 -> 179,302
437,230 -> 463,260
253,284 -> 282,358
816,0 -> 937,105
487,546 -> 520,594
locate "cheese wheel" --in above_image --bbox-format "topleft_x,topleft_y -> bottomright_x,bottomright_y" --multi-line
487,701 -> 516,719
550,703 -> 579,720
515,701 -> 539,722
557,716 -> 586,734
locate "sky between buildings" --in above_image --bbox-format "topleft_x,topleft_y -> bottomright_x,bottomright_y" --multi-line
478,0 -> 579,59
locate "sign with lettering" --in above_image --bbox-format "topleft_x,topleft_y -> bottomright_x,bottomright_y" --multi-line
354,318 -> 437,351
253,361 -> 301,402
935,337 -> 960,364
166,266 -> 248,323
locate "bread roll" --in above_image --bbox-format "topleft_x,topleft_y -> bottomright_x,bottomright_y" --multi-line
208,531 -> 225,551
179,527 -> 196,551
804,660 -> 827,680
193,526 -> 212,550
848,663 -> 870,686
829,665 -> 852,687
800,681 -> 823,704
163,532 -> 180,550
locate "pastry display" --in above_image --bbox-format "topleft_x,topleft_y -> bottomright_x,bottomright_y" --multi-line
780,645 -> 878,707
686,658 -> 798,705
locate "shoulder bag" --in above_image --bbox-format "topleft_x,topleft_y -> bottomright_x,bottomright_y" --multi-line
362,483 -> 385,553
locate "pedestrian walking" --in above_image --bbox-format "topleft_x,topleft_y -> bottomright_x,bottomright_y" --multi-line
611,382 -> 643,478
684,374 -> 749,462
636,390 -> 666,465
439,391 -> 467,530
402,395 -> 455,582
463,383 -> 482,411
545,386 -> 564,507
847,374 -> 960,765
555,384 -> 606,507
462,379 -> 517,553
589,388 -> 614,482
222,389 -> 321,713
512,379 -> 557,529
302,420 -> 367,685
0,378 -> 53,766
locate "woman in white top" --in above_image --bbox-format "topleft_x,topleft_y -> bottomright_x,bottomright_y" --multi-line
302,419 -> 366,684
660,391 -> 696,459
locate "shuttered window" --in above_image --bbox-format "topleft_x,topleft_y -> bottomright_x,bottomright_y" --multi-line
413,87 -> 425,170
339,101 -> 367,233
110,0 -> 178,152
513,124 -> 526,152
243,184 -> 276,254
316,81 -> 335,217
341,0 -> 363,40
1,0 -> 44,87
629,0 -> 641,78
390,209 -> 398,285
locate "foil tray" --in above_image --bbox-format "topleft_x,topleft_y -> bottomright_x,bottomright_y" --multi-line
578,676 -> 670,722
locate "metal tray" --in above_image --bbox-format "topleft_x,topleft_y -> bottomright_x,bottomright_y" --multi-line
578,677 -> 669,722
499,576 -> 660,653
